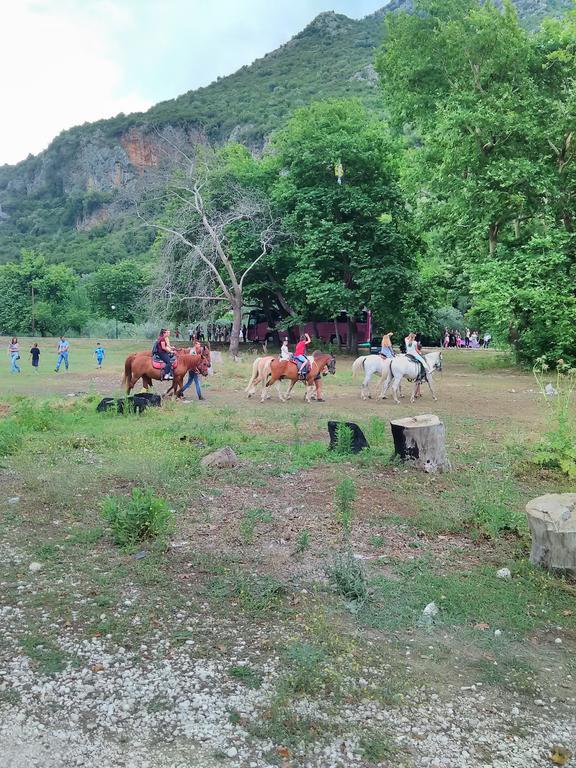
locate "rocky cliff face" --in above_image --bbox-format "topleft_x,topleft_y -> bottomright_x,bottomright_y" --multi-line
0,0 -> 570,255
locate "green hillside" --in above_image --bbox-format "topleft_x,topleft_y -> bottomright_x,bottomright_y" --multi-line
0,0 -> 571,273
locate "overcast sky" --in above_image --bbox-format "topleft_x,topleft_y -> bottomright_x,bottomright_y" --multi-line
0,0 -> 384,166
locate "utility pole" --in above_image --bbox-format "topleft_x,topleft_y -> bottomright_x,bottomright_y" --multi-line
31,286 -> 35,336
111,305 -> 118,339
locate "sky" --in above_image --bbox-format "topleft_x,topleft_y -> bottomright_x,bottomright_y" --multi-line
0,0 -> 384,166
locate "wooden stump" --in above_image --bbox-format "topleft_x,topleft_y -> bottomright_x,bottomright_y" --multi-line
390,414 -> 451,473
525,494 -> 576,576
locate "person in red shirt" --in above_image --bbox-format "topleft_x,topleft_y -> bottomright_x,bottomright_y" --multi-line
293,333 -> 311,379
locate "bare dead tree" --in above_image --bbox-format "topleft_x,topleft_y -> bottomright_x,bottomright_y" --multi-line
135,142 -> 278,358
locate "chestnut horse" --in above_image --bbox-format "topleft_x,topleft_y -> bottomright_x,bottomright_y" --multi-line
123,352 -> 210,396
265,352 -> 336,403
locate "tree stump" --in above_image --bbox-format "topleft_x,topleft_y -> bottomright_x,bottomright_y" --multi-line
390,414 -> 451,473
525,494 -> 576,576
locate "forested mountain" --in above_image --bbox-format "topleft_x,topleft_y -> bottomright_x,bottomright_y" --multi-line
0,0 -> 570,272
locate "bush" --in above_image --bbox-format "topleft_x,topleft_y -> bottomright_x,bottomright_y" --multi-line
532,359 -> 576,479
13,400 -> 55,432
334,423 -> 353,455
0,419 -> 23,456
101,487 -> 174,548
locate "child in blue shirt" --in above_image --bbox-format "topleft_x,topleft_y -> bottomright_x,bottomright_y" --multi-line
94,343 -> 105,369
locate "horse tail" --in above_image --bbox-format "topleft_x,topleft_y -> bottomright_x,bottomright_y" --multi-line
122,355 -> 133,386
245,357 -> 261,392
351,356 -> 366,378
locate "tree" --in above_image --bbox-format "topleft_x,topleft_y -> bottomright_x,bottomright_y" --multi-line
268,99 -> 425,349
376,0 -> 576,363
0,251 -> 78,336
88,260 -> 149,322
141,143 -> 277,358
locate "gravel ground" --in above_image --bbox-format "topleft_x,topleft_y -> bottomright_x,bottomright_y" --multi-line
1,624 -> 575,768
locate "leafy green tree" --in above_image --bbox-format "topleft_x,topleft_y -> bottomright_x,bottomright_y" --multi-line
0,251 -> 79,335
87,260 -> 149,322
377,0 -> 576,364
268,99 -> 425,348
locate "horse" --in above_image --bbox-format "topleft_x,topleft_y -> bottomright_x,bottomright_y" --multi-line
245,356 -> 277,399
265,352 -> 336,403
380,351 -> 443,404
352,354 -> 393,400
122,352 -> 210,397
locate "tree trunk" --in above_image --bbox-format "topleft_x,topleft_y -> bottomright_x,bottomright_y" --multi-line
346,315 -> 358,355
390,414 -> 451,473
563,211 -> 574,233
525,494 -> 576,577
333,318 -> 341,348
229,298 -> 242,359
488,222 -> 499,256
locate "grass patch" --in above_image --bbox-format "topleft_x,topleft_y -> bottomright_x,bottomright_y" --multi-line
228,664 -> 263,689
359,730 -> 397,763
362,560 -> 576,635
239,507 -> 273,545
209,572 -> 285,613
326,550 -> 368,605
20,633 -> 71,676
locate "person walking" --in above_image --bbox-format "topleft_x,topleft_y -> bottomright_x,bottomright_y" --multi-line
55,336 -> 70,372
94,343 -> 105,369
30,343 -> 40,371
180,339 -> 205,399
8,338 -> 20,373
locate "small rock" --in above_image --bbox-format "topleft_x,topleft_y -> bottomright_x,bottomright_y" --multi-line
226,747 -> 238,758
200,446 -> 238,469
534,699 -> 545,706
555,637 -> 563,645
544,383 -> 558,396
8,497 -> 20,504
494,629 -> 502,637
496,568 -> 511,579
28,562 -> 42,573
423,601 -> 439,617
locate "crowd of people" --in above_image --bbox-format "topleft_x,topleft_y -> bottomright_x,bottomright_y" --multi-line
442,328 -> 491,349
6,337 -> 105,373
179,323 -> 249,344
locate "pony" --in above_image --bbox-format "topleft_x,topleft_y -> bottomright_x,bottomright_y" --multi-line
245,356 -> 277,399
380,350 -> 443,404
351,354 -> 393,400
265,352 -> 336,403
122,352 -> 210,397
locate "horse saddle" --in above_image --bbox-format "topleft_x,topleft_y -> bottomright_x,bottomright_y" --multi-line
152,354 -> 176,370
405,354 -> 427,381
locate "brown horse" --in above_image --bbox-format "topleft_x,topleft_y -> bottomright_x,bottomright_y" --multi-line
266,352 -> 336,403
123,352 -> 210,396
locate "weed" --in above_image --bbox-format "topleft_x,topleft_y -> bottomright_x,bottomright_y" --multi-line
101,487 -> 174,549
334,423 -> 353,455
281,642 -> 342,696
239,507 -> 273,545
359,731 -> 397,763
228,664 -> 263,689
368,534 -> 385,548
293,529 -> 311,555
532,358 -> 576,478
326,550 -> 368,604
210,573 -> 284,613
248,703 -> 323,748
335,478 -> 356,539
367,416 -> 388,447
13,400 -> 56,432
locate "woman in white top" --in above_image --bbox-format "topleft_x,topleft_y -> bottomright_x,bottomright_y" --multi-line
405,333 -> 430,373
8,337 -> 20,374
280,338 -> 291,360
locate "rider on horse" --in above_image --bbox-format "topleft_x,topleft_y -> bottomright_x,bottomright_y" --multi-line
152,329 -> 176,380
293,333 -> 311,380
405,332 -> 431,378
379,332 -> 395,359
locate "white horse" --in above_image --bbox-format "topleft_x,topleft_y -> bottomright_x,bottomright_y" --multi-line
351,354 -> 393,400
381,351 -> 443,404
